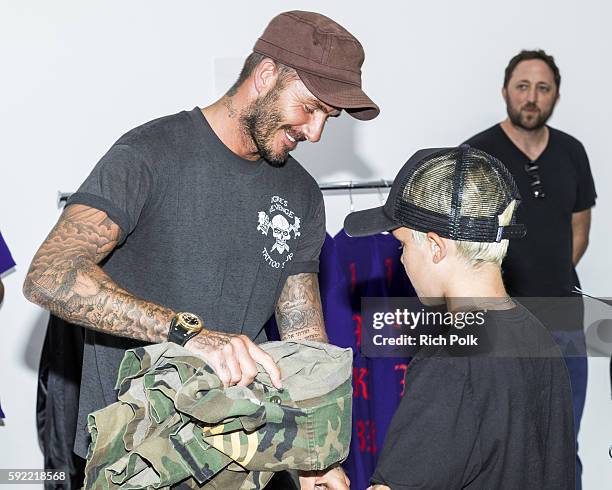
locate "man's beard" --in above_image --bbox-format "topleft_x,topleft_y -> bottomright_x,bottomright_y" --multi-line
240,85 -> 304,168
506,101 -> 555,131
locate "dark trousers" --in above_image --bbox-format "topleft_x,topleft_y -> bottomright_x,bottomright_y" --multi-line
552,330 -> 588,490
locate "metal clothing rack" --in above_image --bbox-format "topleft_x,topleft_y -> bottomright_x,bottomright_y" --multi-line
56,180 -> 394,207
318,179 -> 393,191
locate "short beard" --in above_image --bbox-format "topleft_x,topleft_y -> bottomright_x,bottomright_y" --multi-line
506,101 -> 555,131
240,84 -> 291,168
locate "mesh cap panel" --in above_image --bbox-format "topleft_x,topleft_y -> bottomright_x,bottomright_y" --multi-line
393,146 -> 525,242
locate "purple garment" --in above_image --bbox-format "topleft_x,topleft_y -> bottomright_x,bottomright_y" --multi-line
333,230 -> 416,490
354,232 -> 412,458
373,232 -> 416,298
319,233 -> 353,350
333,230 -> 386,490
369,233 -> 415,456
0,232 -> 13,418
0,232 -> 16,275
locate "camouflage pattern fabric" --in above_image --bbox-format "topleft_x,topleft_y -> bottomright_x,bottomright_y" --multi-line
84,341 -> 352,489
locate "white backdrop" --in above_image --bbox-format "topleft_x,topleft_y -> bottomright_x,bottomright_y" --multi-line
1,1 -> 610,488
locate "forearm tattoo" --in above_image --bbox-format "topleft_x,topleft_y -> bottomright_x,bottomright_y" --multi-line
23,205 -> 174,342
275,273 -> 328,342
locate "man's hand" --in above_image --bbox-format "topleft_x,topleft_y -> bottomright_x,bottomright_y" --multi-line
185,329 -> 282,389
299,465 -> 350,489
366,486 -> 390,490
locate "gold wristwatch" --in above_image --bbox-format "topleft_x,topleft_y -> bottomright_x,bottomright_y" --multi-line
167,312 -> 204,346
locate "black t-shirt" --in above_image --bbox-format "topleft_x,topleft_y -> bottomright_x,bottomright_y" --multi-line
465,125 -> 596,297
66,108 -> 326,457
370,305 -> 575,489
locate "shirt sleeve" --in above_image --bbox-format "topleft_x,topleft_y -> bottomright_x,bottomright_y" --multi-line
572,141 -> 597,212
66,144 -> 155,244
370,357 -> 481,489
0,232 -> 16,274
285,189 -> 326,275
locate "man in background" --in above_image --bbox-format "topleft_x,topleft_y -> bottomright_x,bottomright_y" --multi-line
465,49 -> 597,489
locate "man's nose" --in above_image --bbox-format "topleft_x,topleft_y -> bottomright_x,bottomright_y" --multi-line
302,113 -> 327,143
527,86 -> 538,103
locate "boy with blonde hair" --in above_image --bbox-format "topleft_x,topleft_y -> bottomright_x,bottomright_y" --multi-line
344,145 -> 575,489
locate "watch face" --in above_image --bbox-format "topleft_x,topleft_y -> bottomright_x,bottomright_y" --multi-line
178,312 -> 203,334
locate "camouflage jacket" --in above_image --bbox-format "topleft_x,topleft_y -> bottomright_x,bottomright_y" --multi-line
84,341 -> 353,489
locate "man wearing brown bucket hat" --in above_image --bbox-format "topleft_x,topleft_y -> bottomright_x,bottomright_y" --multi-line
25,10 -> 377,490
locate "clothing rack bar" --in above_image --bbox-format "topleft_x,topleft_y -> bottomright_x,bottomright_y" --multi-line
57,180 -> 394,206
318,180 -> 394,191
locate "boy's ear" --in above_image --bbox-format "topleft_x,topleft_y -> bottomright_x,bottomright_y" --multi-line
426,232 -> 447,264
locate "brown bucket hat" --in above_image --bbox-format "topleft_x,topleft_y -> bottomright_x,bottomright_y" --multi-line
254,10 -> 380,120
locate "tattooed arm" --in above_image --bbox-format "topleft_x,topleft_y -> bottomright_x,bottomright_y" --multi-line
23,204 -> 174,342
23,204 -> 283,388
275,272 -> 328,342
280,274 -> 349,488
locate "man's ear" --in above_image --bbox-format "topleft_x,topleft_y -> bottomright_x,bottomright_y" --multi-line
426,232 -> 447,264
252,58 -> 279,95
501,86 -> 508,103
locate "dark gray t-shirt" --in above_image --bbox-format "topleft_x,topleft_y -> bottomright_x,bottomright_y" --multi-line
371,304 -> 575,489
67,107 -> 326,457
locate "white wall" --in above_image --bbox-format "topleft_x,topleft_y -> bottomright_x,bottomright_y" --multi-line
1,1 -> 610,487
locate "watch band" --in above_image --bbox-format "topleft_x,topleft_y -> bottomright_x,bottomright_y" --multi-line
167,312 -> 203,346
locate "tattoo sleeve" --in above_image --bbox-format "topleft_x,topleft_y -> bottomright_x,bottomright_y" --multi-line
275,273 -> 328,342
23,204 -> 174,342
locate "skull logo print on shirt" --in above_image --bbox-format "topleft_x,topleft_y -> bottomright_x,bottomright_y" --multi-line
257,196 -> 302,269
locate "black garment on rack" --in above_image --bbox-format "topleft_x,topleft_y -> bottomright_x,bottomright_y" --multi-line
37,315 -> 86,489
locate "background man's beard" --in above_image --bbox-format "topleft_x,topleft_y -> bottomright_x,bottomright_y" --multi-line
241,86 -> 291,168
507,102 -> 554,131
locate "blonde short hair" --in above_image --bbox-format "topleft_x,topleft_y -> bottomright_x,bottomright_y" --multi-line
411,201 -> 516,267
